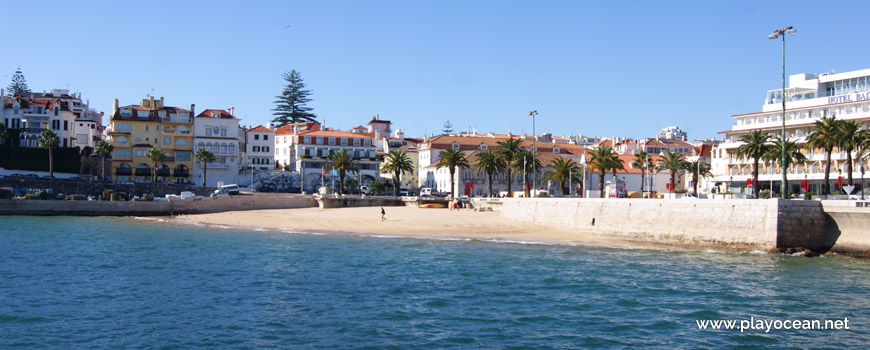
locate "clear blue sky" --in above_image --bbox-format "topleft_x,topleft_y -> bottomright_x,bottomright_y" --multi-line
4,1 -> 869,141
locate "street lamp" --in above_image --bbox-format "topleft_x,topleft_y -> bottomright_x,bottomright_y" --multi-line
529,110 -> 538,197
769,25 -> 796,199
860,158 -> 865,200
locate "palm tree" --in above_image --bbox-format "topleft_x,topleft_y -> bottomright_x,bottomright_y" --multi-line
657,150 -> 687,193
473,150 -> 506,197
631,150 -> 653,193
381,150 -> 414,196
607,153 -> 625,183
682,160 -> 713,195
496,138 -> 523,195
80,146 -> 94,176
587,145 -> 616,197
511,149 -> 540,197
38,130 -> 59,178
328,149 -> 358,194
762,137 -> 808,196
543,157 -> 581,196
735,130 -> 771,196
195,148 -> 216,187
835,120 -> 862,186
436,148 -> 469,199
146,148 -> 167,184
807,116 -> 839,195
95,141 -> 114,181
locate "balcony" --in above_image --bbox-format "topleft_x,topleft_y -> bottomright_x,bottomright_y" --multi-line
204,162 -> 231,169
20,127 -> 47,134
115,168 -> 132,176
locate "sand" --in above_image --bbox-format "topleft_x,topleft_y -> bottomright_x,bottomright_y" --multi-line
179,206 -> 641,248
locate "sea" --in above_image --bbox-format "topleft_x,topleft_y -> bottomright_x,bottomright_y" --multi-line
1,216 -> 868,349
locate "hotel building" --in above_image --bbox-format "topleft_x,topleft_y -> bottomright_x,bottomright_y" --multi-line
712,68 -> 870,195
192,109 -> 242,187
106,97 -> 194,183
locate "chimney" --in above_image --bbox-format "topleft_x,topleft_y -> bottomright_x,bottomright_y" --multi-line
112,98 -> 119,114
228,106 -> 235,116
149,96 -> 155,109
159,97 -> 164,107
190,104 -> 195,116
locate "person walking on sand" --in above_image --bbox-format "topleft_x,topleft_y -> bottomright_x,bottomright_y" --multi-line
381,207 -> 386,222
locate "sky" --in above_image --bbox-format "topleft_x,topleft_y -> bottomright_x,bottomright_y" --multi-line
3,1 -> 870,141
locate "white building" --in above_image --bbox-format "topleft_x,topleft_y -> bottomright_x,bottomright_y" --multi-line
657,126 -> 687,141
193,109 -> 242,187
288,129 -> 380,193
1,88 -> 102,148
274,121 -> 321,170
712,68 -> 870,195
244,125 -> 275,170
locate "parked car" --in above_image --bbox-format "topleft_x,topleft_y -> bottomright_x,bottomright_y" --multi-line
360,186 -> 373,195
420,188 -> 433,196
680,193 -> 699,199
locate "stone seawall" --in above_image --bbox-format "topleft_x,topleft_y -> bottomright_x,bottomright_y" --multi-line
500,198 -> 829,251
820,200 -> 870,256
0,194 -> 317,216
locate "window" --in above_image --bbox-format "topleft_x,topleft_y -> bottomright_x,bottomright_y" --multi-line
364,139 -> 371,146
553,148 -> 560,153
254,134 -> 260,140
137,110 -> 149,118
341,138 -> 348,146
479,144 -> 487,150
206,128 -> 212,136
52,120 -> 60,130
220,128 -> 227,137
135,149 -> 147,157
177,112 -> 189,121
452,143 -> 460,150
229,144 -> 235,153
304,136 -> 311,144
175,138 -> 187,146
178,126 -> 189,134
354,138 -> 360,146
316,137 -> 324,145
329,137 -> 336,145
54,107 -> 59,116
263,135 -> 269,140
254,146 -> 260,152
114,149 -> 132,158
264,146 -> 270,152
158,111 -> 166,119
212,113 -> 220,118
116,136 -> 128,144
175,151 -> 191,161
63,121 -> 68,131
145,125 -> 149,132
164,137 -> 171,145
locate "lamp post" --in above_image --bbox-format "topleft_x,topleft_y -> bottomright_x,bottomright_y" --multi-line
529,110 -> 538,197
861,159 -> 865,200
769,25 -> 796,199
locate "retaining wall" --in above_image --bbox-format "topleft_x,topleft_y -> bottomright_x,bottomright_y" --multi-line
500,198 -> 829,251
0,194 -> 317,216
820,200 -> 870,256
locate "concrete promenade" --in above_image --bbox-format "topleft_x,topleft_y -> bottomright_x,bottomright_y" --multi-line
0,194 -> 317,216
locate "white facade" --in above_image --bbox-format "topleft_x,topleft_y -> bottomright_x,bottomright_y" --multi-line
192,109 -> 242,187
288,130 -> 380,193
1,89 -> 102,148
244,125 -> 275,171
712,68 -> 870,195
657,126 -> 687,141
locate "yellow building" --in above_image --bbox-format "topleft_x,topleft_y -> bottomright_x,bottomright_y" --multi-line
107,97 -> 194,183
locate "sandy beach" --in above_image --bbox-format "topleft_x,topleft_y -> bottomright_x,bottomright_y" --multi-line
179,206 -> 641,248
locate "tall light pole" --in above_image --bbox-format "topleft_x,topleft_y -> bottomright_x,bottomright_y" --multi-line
769,25 -> 796,199
861,158 -> 865,200
529,110 -> 538,197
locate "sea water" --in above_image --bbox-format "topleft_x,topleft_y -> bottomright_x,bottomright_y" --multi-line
1,216 -> 868,349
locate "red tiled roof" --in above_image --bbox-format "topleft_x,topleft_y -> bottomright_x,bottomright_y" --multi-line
274,122 -> 321,135
247,125 -> 274,133
196,109 -> 237,119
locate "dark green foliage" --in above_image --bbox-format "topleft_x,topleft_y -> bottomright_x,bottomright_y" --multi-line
0,145 -> 81,173
7,66 -> 31,97
272,70 -> 317,126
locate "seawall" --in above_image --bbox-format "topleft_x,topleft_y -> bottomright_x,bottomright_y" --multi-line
820,200 -> 870,257
498,198 -> 830,252
0,194 -> 317,216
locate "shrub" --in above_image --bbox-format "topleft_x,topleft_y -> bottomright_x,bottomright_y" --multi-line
759,190 -> 771,199
0,187 -> 13,199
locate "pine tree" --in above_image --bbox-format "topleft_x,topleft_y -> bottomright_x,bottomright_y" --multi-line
7,66 -> 31,97
272,70 -> 316,127
442,120 -> 454,134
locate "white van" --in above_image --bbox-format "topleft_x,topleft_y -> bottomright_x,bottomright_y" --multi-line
212,184 -> 240,197
420,188 -> 433,196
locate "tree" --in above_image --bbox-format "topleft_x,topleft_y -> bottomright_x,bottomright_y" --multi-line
195,148 -> 216,187
436,148 -> 469,199
735,130 -> 771,197
38,130 -> 59,178
762,137 -> 808,195
543,157 -> 581,196
95,141 -> 114,181
329,149 -> 358,194
657,150 -> 687,193
807,116 -> 839,195
272,70 -> 316,127
511,149 -> 540,197
587,145 -> 616,198
496,138 -> 523,196
7,66 -> 31,97
368,180 -> 386,195
835,120 -> 863,186
632,150 -> 653,193
381,150 -> 414,196
80,146 -> 94,176
146,148 -> 167,184
607,153 -> 625,183
344,177 -> 359,194
681,160 -> 713,195
442,120 -> 454,134
473,150 -> 506,197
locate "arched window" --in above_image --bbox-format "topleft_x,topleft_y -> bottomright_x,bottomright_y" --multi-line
198,142 -> 205,150
115,136 -> 128,144
221,143 -> 228,153
206,142 -> 213,152
228,144 -> 235,153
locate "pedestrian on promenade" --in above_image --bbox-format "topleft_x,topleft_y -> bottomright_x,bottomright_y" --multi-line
381,207 -> 386,222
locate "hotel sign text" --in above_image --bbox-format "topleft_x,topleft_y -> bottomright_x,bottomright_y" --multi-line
828,93 -> 870,104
